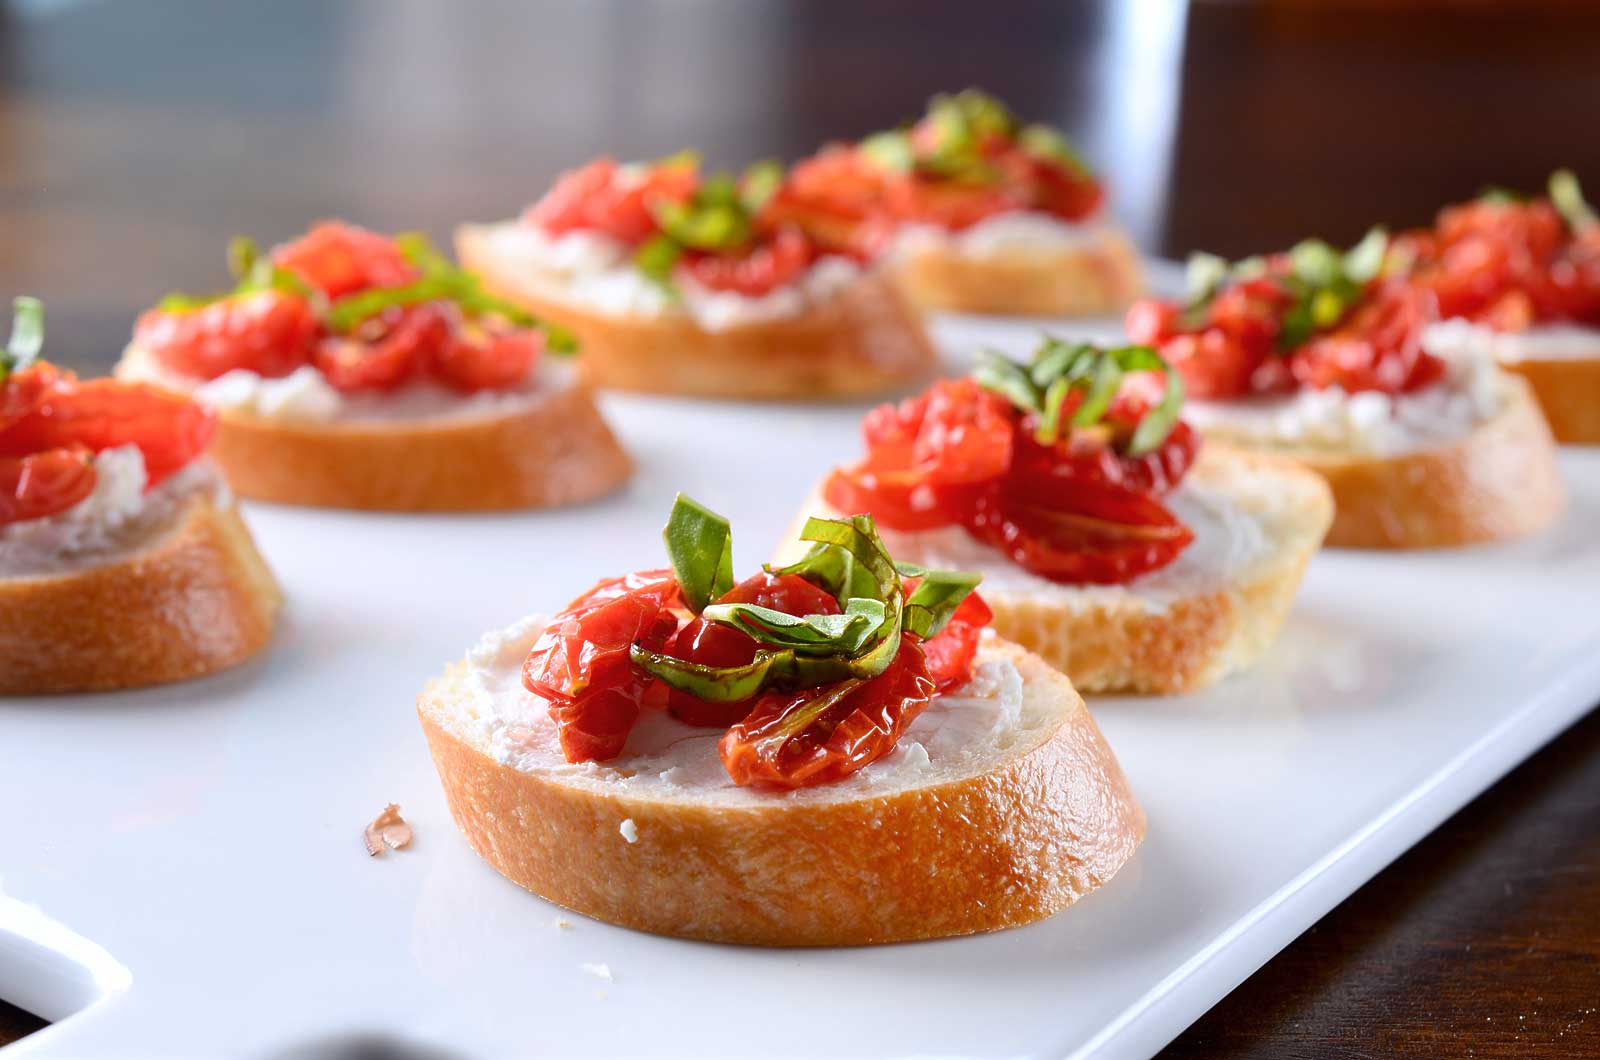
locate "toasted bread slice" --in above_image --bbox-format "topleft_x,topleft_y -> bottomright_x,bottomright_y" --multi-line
1232,375 -> 1565,548
200,377 -> 630,512
418,633 -> 1144,946
787,449 -> 1332,695
0,493 -> 281,693
456,223 -> 939,400
1499,356 -> 1600,445
891,225 -> 1143,317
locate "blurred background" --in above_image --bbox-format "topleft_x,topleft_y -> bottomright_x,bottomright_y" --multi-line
3,0 -> 1600,372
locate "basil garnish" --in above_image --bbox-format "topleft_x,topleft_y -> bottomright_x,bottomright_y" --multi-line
1,296 -> 44,383
977,340 -> 1183,456
630,499 -> 982,703
662,493 -> 734,614
1549,169 -> 1597,232
634,159 -> 791,295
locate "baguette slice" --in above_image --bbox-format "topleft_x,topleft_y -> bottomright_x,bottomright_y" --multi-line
418,635 -> 1145,947
786,449 -> 1332,695
0,493 -> 281,693
1498,355 -> 1600,445
891,225 -> 1143,317
1234,374 -> 1565,549
193,378 -> 629,512
457,223 -> 939,400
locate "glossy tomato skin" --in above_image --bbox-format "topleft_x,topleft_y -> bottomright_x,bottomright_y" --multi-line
0,379 -> 216,487
683,226 -> 815,297
912,586 -> 993,692
0,446 -> 97,525
135,289 -> 320,381
313,304 -> 451,393
719,635 -> 936,789
663,572 -> 841,728
1012,405 -> 1201,498
524,157 -> 697,246
271,221 -> 418,299
429,324 -> 543,393
1291,282 -> 1443,394
763,148 -> 895,261
523,570 -> 682,763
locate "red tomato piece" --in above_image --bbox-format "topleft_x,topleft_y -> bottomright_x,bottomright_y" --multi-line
910,585 -> 993,692
0,446 -> 97,525
821,464 -> 956,531
962,474 -> 1195,585
763,148 -> 896,261
1012,401 -> 1201,497
1291,282 -> 1442,394
911,378 -> 1015,486
430,325 -> 543,393
662,572 -> 841,728
683,226 -> 816,297
271,221 -> 418,299
719,635 -> 936,789
312,304 -> 450,393
134,289 -> 319,381
523,570 -> 683,763
524,157 -> 697,246
0,379 -> 216,487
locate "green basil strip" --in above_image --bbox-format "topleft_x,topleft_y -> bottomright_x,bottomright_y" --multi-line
703,598 -> 886,656
975,350 -> 1040,414
1550,169 -> 1597,231
773,541 -> 880,605
325,276 -> 454,333
739,160 -> 784,215
2,296 -> 44,381
798,515 -> 904,680
1070,351 -> 1123,429
860,130 -> 914,173
661,493 -> 735,614
629,645 -> 792,703
1028,338 -> 1082,389
902,569 -> 983,640
1184,251 -> 1231,305
1342,226 -> 1389,284
754,676 -> 868,757
633,234 -> 683,294
1127,357 -> 1185,456
894,561 -> 929,578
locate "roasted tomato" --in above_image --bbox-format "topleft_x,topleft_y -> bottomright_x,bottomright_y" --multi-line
134,289 -> 320,381
763,148 -> 895,260
430,321 -> 543,393
523,571 -> 682,763
683,226 -> 815,297
271,221 -> 418,299
313,304 -> 451,393
662,572 -> 842,728
1012,397 -> 1201,497
0,445 -> 97,525
524,157 -> 697,246
1291,283 -> 1443,394
1129,277 -> 1294,400
963,473 -> 1195,585
719,635 -> 936,789
885,174 -> 1024,231
0,379 -> 216,487
912,586 -> 993,692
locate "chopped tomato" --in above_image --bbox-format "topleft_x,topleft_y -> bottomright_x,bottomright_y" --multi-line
271,221 -> 418,299
430,324 -> 542,393
523,571 -> 682,762
1291,283 -> 1443,394
524,157 -> 697,246
1012,400 -> 1201,497
821,464 -> 955,531
912,586 -> 993,692
719,635 -> 936,789
763,148 -> 895,260
312,304 -> 450,393
135,289 -> 319,381
963,474 -> 1194,585
662,572 -> 842,728
0,379 -> 216,487
683,226 -> 815,297
0,446 -> 97,525
885,175 -> 1025,231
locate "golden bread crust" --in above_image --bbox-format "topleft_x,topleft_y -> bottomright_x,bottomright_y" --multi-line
417,639 -> 1145,946
891,225 -> 1143,317
1499,355 -> 1600,445
0,495 -> 281,693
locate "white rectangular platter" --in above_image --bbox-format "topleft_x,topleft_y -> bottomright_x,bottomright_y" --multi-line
4,292 -> 1599,1060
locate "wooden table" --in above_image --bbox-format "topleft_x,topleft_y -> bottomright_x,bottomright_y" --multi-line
2,1 -> 1596,1054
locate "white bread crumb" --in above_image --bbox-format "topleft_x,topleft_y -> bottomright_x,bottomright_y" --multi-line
619,818 -> 639,843
581,962 -> 613,981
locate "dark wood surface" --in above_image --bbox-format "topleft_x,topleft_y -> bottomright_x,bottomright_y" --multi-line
1,1 -> 1597,1055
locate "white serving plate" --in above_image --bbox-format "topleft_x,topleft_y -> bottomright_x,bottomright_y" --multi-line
4,287 -> 1599,1060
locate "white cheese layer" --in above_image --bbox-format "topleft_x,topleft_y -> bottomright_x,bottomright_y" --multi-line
889,209 -> 1111,262
484,223 -> 865,330
1182,354 -> 1504,457
0,447 -> 228,578
873,479 -> 1267,617
460,614 -> 1029,806
1422,319 -> 1600,363
117,347 -> 572,425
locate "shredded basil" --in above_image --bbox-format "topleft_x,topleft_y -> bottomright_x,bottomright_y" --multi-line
1550,169 -> 1597,232
662,493 -> 734,614
1,296 -> 44,382
902,570 -> 983,640
702,597 -> 887,656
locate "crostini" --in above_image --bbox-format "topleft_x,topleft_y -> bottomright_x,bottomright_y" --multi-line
1406,171 -> 1600,444
455,154 -> 938,400
418,495 -> 1144,945
1126,230 -> 1565,548
1,298 -> 280,693
789,339 -> 1332,694
117,222 -> 630,511
777,90 -> 1142,317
